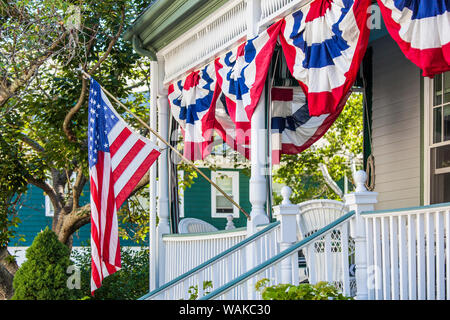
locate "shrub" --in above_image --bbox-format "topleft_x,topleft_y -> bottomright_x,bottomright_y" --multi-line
12,227 -> 75,300
71,245 -> 149,300
255,279 -> 353,300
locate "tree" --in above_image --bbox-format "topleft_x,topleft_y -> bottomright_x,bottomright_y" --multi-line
0,0 -> 153,298
273,93 -> 364,204
11,227 -> 74,300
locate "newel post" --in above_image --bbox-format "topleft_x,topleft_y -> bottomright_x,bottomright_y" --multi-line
344,170 -> 378,300
273,186 -> 299,284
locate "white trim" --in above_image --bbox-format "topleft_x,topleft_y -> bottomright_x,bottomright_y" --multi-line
424,77 -> 431,205
424,74 -> 450,205
211,171 -> 240,218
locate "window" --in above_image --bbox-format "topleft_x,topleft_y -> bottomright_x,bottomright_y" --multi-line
211,171 -> 239,218
429,72 -> 450,204
45,192 -> 54,217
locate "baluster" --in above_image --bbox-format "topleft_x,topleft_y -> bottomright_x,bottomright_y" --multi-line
381,216 -> 391,300
390,215 -> 399,300
324,233 -> 332,283
198,272 -> 204,299
366,217 -> 374,299
436,211 -> 445,300
373,217 -> 383,299
340,223 -> 351,296
407,214 -> 416,300
417,213 -> 426,299
291,252 -> 299,286
398,215 -> 408,300
308,243 -> 317,284
426,212 -> 435,300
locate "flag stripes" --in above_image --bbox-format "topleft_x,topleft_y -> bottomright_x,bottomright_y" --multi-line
88,78 -> 160,294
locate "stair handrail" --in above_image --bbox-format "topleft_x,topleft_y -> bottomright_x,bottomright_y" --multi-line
200,210 -> 356,300
139,220 -> 280,300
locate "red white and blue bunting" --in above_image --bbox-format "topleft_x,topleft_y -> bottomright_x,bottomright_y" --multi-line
271,87 -> 349,165
168,0 -> 450,161
377,0 -> 450,77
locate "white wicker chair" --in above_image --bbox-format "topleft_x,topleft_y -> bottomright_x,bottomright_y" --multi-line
178,218 -> 218,234
297,199 -> 355,293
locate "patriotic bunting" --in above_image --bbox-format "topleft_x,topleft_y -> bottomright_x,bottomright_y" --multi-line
167,0 -> 450,162
279,0 -> 371,116
168,63 -> 217,160
271,87 -> 348,165
376,0 -> 450,77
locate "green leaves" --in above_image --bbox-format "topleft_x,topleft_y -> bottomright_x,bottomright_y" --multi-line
273,93 -> 364,204
255,279 -> 353,300
11,227 -> 75,300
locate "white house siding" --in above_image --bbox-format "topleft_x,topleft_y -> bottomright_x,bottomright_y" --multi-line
370,36 -> 422,210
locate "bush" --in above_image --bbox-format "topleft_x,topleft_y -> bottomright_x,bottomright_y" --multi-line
255,279 -> 353,300
12,227 -> 75,300
71,245 -> 149,300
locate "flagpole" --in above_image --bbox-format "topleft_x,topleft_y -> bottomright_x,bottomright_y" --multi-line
78,68 -> 251,220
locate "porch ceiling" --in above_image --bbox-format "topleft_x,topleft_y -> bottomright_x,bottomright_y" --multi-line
123,0 -> 229,53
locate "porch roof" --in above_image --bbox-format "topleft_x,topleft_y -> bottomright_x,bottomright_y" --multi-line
124,0 -> 388,62
123,0 -> 229,58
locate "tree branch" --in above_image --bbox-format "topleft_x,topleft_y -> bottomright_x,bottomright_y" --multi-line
62,6 -> 125,143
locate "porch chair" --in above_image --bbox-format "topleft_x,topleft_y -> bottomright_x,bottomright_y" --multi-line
297,199 -> 355,293
178,218 -> 218,234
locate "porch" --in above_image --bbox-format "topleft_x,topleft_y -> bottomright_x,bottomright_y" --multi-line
122,0 -> 450,300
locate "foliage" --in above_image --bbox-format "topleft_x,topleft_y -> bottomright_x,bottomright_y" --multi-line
0,0 -> 154,249
273,93 -> 364,204
11,227 -> 74,300
71,245 -> 149,300
185,280 -> 213,300
0,112 -> 28,248
255,279 -> 353,300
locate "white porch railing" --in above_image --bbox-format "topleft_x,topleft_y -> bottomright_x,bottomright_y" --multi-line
163,227 -> 247,282
141,222 -> 280,300
200,210 -> 356,300
363,203 -> 450,300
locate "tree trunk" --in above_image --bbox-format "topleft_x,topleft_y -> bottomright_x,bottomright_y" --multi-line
0,247 -> 19,300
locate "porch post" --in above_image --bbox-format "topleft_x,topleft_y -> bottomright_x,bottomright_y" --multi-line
344,170 -> 378,300
247,88 -> 270,234
149,60 -> 158,291
273,186 -> 299,284
156,59 -> 171,287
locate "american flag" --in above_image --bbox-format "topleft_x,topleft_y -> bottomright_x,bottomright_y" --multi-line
88,78 -> 160,294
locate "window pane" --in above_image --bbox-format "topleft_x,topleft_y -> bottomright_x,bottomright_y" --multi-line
431,147 -> 450,204
216,176 -> 232,194
216,175 -> 234,213
445,105 -> 450,141
445,72 -> 450,103
434,73 -> 443,106
433,107 -> 442,143
435,144 -> 450,170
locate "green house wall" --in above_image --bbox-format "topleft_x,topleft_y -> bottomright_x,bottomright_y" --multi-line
181,168 -> 251,230
12,185 -> 143,247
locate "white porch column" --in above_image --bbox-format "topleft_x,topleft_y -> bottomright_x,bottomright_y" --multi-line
273,186 -> 299,284
149,60 -> 158,291
344,170 -> 378,300
156,60 -> 171,287
247,88 -> 269,234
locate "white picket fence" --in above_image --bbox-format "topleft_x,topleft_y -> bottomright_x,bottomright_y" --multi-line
363,204 -> 450,300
